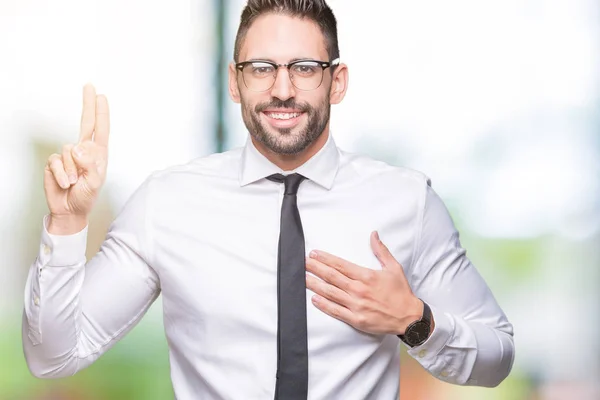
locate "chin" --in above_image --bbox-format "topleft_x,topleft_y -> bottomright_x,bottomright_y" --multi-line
246,112 -> 324,155
260,131 -> 313,155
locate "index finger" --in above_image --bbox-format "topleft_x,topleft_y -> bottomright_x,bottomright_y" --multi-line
308,250 -> 369,281
79,84 -> 97,142
94,94 -> 110,147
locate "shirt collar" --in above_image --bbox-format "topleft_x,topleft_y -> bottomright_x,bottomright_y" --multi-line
239,133 -> 340,190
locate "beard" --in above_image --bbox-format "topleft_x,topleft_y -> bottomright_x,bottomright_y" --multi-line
240,95 -> 330,155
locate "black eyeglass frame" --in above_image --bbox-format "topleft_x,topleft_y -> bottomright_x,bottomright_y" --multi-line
235,58 -> 341,92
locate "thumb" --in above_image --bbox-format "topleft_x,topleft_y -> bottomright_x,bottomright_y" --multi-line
370,231 -> 403,272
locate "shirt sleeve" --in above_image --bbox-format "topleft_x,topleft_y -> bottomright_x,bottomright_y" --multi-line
22,178 -> 161,378
405,181 -> 515,387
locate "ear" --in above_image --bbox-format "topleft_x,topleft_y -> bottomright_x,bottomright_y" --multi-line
329,63 -> 349,105
229,62 -> 241,104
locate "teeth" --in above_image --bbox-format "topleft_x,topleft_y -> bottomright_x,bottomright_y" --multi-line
266,112 -> 301,120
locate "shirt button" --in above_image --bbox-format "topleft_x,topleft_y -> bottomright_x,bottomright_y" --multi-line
440,370 -> 450,377
34,297 -> 40,306
418,349 -> 427,358
43,244 -> 52,255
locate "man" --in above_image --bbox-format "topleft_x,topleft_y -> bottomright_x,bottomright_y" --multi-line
22,0 -> 515,399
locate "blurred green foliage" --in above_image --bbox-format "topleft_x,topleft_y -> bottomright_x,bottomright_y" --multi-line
1,310 -> 173,400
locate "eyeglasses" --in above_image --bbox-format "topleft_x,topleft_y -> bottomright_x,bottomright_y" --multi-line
235,58 -> 340,92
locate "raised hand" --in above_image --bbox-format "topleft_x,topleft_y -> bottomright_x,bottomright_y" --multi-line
43,84 -> 110,231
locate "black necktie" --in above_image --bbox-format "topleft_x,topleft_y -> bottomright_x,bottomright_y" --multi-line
267,173 -> 309,400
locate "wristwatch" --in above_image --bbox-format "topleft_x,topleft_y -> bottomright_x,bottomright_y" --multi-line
398,300 -> 432,348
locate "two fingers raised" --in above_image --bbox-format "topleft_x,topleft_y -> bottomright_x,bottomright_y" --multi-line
47,82 -> 110,192
79,84 -> 110,147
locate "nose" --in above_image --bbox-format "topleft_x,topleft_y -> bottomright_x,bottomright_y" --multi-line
269,68 -> 296,101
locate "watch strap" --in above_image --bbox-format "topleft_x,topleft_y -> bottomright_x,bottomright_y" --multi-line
421,301 -> 432,324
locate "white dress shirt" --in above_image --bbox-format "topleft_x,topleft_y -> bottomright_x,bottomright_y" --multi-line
23,133 -> 515,399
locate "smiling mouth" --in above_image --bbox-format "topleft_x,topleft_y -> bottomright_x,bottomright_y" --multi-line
263,111 -> 304,120
261,110 -> 306,129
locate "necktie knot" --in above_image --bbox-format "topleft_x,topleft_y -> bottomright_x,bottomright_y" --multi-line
267,173 -> 307,195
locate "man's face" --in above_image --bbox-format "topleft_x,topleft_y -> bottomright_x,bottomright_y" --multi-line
233,14 -> 333,155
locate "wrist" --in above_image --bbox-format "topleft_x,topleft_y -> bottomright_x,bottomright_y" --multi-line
397,296 -> 424,335
47,214 -> 88,235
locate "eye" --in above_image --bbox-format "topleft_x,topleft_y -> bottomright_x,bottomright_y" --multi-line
291,62 -> 319,76
249,62 -> 275,77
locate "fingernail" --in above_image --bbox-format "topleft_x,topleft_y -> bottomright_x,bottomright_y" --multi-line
60,178 -> 70,189
69,175 -> 77,184
73,145 -> 83,157
374,231 -> 380,241
309,250 -> 318,259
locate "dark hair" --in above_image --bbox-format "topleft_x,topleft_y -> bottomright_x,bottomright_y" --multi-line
234,0 -> 339,63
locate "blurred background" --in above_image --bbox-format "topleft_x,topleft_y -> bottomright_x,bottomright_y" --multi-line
1,0 -> 599,399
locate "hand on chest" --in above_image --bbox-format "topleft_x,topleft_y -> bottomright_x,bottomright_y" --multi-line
158,202 -> 414,345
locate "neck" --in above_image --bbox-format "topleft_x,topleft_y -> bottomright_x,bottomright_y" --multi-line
252,124 -> 330,171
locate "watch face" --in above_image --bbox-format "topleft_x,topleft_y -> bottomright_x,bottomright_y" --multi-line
405,321 -> 430,346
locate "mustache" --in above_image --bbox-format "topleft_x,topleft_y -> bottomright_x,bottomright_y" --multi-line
255,99 -> 311,114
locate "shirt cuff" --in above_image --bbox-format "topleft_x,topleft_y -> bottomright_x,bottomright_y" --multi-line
407,303 -> 454,366
40,214 -> 89,267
